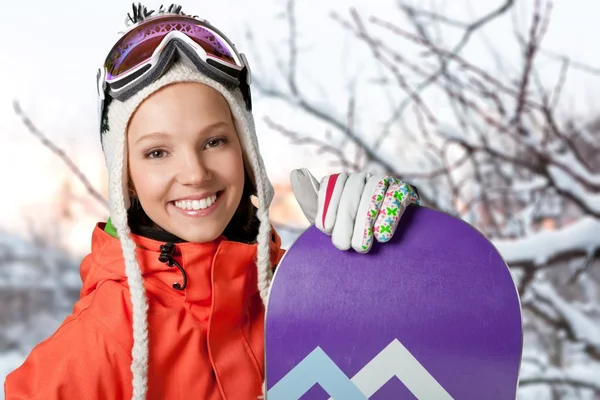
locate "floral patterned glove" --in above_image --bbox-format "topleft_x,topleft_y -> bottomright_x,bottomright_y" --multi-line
290,168 -> 419,253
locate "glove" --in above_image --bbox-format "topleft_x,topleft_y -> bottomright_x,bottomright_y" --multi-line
290,168 -> 419,253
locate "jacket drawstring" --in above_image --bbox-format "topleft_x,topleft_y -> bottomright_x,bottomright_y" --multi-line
158,242 -> 188,290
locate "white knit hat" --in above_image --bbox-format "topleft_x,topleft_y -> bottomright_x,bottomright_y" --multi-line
100,58 -> 274,399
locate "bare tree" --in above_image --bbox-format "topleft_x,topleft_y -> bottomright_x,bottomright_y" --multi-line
252,0 -> 600,398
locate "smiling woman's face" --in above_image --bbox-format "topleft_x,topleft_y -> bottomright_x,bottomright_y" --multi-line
127,81 -> 245,242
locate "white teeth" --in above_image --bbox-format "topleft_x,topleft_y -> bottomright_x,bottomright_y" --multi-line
174,194 -> 217,211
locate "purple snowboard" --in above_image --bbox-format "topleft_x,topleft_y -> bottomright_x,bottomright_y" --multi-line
265,206 -> 522,400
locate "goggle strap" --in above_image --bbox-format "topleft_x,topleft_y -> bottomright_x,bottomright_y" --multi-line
238,67 -> 253,111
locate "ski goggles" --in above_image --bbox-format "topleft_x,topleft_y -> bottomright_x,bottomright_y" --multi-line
97,14 -> 253,132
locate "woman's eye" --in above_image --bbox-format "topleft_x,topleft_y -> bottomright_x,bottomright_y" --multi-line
146,150 -> 167,159
206,138 -> 227,149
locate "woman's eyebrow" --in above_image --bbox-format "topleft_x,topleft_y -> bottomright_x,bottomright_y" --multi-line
199,121 -> 232,135
135,131 -> 171,145
135,121 -> 232,145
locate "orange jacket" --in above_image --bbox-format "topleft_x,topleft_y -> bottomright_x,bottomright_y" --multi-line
4,222 -> 285,400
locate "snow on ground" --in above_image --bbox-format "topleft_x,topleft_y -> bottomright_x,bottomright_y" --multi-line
0,231 -> 81,399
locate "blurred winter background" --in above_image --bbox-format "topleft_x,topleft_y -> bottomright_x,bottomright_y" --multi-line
1,0 -> 600,398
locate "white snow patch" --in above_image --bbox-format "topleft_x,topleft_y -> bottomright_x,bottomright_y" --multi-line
494,216 -> 600,266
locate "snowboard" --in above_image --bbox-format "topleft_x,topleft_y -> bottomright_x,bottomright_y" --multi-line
265,205 -> 523,400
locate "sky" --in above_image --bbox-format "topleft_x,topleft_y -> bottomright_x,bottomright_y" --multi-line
2,0 -> 600,253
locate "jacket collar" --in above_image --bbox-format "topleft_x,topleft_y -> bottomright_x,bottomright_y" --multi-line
80,220 -> 281,304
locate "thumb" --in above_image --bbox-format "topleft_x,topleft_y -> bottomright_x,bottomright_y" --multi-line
290,168 -> 320,224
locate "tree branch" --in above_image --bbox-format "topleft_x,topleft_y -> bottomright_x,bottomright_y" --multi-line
13,100 -> 108,210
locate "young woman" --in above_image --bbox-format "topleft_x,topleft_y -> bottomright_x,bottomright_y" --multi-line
4,4 -> 419,399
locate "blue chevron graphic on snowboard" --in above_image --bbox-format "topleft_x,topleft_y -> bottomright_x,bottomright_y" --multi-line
267,346 -> 366,400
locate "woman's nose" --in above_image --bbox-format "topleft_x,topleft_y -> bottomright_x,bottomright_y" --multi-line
177,154 -> 212,186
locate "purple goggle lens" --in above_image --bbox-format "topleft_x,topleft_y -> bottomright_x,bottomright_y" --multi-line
104,15 -> 241,81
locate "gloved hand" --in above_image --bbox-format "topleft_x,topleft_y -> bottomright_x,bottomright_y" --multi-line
290,168 -> 419,253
